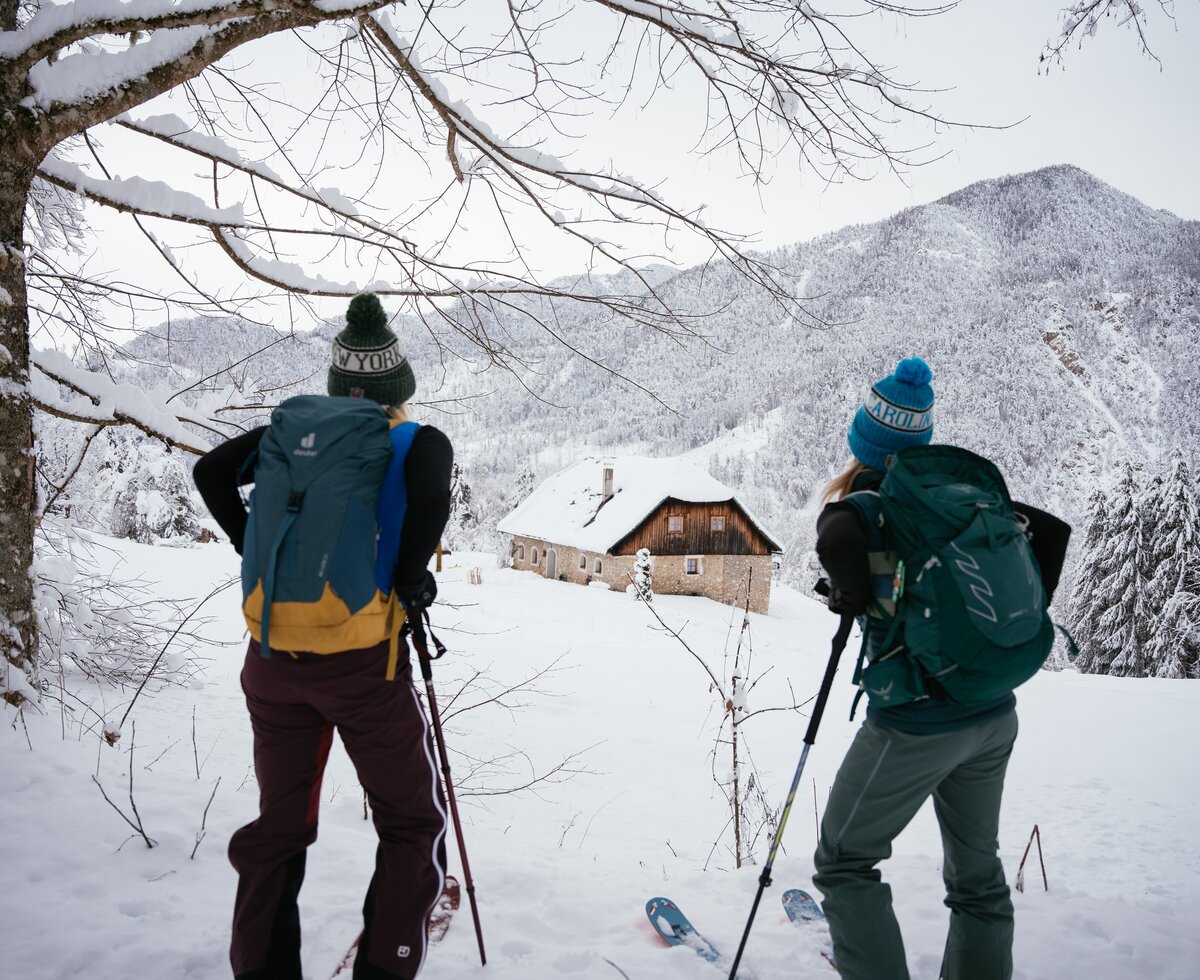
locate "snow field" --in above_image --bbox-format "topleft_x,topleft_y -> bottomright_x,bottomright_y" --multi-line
2,539 -> 1199,978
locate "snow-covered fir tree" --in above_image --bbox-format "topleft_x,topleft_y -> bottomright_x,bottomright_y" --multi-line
1068,489 -> 1113,669
1141,449 -> 1200,677
445,463 -> 477,550
1147,593 -> 1200,679
1074,462 -> 1154,676
1073,452 -> 1200,678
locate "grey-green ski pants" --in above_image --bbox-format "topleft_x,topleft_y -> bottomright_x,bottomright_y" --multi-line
813,711 -> 1018,980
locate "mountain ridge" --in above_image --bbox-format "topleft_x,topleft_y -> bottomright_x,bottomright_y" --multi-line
65,164 -> 1200,585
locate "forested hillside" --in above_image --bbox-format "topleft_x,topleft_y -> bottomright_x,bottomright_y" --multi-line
41,164 -> 1200,594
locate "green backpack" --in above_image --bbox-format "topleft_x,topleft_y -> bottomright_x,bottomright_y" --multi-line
843,445 -> 1055,708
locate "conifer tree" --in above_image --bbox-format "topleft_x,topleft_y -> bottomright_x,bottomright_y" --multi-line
1076,462 -> 1153,675
1142,449 -> 1200,677
1148,593 -> 1200,679
1069,488 -> 1113,671
449,463 -> 475,529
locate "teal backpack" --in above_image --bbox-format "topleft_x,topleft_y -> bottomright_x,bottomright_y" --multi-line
240,395 -> 418,672
843,445 -> 1055,708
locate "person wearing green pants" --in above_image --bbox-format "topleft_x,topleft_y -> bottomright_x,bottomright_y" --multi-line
813,713 -> 1018,979
810,357 -> 1068,980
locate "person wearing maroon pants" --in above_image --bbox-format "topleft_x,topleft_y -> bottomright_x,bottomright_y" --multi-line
194,294 -> 454,980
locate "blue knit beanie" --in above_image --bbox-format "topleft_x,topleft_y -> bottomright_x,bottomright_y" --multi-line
847,357 -> 935,470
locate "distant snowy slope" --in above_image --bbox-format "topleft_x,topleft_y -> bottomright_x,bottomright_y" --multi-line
78,165 -> 1200,584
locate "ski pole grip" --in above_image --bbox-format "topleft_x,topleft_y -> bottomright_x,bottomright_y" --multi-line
804,614 -> 854,746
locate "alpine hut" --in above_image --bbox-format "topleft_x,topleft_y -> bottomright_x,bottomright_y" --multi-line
497,455 -> 782,613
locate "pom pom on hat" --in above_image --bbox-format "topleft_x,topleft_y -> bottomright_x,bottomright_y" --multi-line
893,356 -> 933,387
847,356 -> 935,470
342,293 -> 389,340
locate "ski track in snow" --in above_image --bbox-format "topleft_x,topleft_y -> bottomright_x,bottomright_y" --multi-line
2,540 -> 1199,979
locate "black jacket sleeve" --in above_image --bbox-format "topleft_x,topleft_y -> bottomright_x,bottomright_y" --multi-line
192,426 -> 265,555
1014,502 -> 1072,605
815,502 -> 873,616
394,426 -> 454,595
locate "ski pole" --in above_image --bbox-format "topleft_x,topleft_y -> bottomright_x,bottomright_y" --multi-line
726,613 -> 854,980
410,610 -> 487,967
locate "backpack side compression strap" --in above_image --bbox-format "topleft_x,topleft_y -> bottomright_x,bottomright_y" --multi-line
259,506 -> 299,658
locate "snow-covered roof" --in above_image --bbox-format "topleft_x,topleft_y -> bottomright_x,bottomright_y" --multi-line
497,455 -> 782,554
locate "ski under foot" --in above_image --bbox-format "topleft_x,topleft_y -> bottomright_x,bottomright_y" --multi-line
330,874 -> 461,978
645,896 -> 723,964
781,888 -> 837,972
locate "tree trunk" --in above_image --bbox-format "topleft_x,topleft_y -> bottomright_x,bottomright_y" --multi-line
0,114 -> 38,703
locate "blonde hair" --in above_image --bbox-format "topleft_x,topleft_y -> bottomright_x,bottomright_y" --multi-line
821,459 -> 868,505
386,404 -> 411,422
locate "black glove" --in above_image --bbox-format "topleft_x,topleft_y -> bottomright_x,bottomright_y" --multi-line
814,577 -> 862,617
398,569 -> 437,612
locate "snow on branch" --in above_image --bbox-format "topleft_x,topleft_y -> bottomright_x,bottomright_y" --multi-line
1041,0 -> 1176,69
115,114 -> 420,251
4,1 -> 393,73
38,154 -> 245,226
31,349 -> 216,455
25,3 -> 392,146
361,12 -> 803,317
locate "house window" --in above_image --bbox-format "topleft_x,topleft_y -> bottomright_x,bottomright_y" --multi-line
711,515 -> 726,532
579,553 -> 587,570
518,543 -> 526,562
594,558 -> 603,575
531,547 -> 539,565
685,556 -> 702,576
668,515 -> 684,534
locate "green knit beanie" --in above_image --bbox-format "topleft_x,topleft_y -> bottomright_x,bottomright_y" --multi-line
327,294 -> 416,405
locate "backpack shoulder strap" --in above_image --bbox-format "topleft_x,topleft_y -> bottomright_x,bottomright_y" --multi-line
840,488 -> 881,527
375,422 -> 421,595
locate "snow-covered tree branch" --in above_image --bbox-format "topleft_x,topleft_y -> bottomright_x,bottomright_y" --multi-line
1041,0 -> 1179,69
0,0 -> 1187,702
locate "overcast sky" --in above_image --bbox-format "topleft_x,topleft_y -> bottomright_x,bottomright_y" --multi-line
74,1 -> 1200,330
642,0 -> 1200,259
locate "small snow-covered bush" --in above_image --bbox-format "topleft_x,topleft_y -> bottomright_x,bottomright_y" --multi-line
633,548 -> 653,603
37,418 -> 206,545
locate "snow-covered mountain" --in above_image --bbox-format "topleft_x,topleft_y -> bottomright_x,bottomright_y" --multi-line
86,164 -> 1200,580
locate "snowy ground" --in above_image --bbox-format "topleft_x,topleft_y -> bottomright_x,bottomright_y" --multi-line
3,538 -> 1199,979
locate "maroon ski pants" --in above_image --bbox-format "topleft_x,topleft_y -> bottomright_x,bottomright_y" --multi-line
229,640 -> 447,980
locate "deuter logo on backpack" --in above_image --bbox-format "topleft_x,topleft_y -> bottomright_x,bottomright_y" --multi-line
294,432 -> 318,457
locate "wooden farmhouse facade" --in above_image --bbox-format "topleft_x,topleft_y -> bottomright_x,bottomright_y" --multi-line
497,456 -> 782,614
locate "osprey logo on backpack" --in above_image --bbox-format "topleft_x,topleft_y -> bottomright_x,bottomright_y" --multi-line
949,541 -> 998,623
844,445 -> 1056,708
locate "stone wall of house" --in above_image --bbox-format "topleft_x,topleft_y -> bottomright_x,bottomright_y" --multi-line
507,536 -> 773,613
648,554 -> 773,614
509,535 -> 625,590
